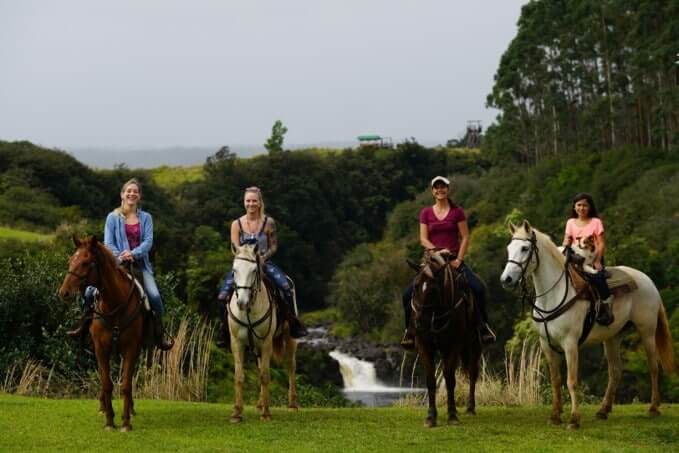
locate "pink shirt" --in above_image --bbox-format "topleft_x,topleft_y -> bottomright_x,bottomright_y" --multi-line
125,222 -> 141,250
419,205 -> 466,253
565,217 -> 604,243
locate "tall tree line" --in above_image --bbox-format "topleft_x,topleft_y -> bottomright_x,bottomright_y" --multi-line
485,0 -> 679,163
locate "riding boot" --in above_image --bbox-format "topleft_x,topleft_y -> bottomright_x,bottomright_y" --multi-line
281,292 -> 307,338
596,296 -> 615,326
153,312 -> 174,351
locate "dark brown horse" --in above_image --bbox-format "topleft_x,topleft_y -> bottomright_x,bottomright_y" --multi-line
409,250 -> 482,427
58,236 -> 145,432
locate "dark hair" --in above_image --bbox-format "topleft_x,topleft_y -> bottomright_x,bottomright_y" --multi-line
570,192 -> 599,218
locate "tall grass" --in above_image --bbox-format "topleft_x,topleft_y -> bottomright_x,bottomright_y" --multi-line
133,317 -> 215,401
397,340 -> 545,407
1,316 -> 215,401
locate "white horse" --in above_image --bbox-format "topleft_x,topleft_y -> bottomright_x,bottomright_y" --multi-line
227,243 -> 298,423
500,220 -> 675,430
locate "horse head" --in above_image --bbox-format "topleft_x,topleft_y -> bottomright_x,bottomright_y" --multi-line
231,242 -> 262,311
501,220 -> 539,289
59,235 -> 102,301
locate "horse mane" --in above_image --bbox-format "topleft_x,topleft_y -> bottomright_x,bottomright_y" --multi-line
532,228 -> 566,266
83,236 -> 125,277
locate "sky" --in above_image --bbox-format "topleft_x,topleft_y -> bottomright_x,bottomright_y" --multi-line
0,0 -> 526,151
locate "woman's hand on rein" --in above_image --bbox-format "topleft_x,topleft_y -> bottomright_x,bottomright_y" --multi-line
451,258 -> 463,269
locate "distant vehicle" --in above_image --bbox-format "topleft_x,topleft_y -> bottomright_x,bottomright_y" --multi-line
357,135 -> 393,149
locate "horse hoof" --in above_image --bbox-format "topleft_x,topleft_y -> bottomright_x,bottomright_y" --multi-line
260,414 -> 272,421
567,422 -> 580,431
230,416 -> 242,424
121,425 -> 132,432
595,411 -> 608,420
424,418 -> 436,428
448,417 -> 460,426
466,408 -> 476,416
550,417 -> 562,425
648,408 -> 660,417
288,405 -> 299,412
104,425 -> 115,432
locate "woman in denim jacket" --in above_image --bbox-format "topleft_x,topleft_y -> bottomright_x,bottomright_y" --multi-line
67,178 -> 173,350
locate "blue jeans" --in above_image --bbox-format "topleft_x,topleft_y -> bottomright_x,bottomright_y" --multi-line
82,268 -> 164,317
402,263 -> 487,328
220,262 -> 294,306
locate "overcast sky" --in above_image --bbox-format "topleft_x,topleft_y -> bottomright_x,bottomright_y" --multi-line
0,1 -> 525,150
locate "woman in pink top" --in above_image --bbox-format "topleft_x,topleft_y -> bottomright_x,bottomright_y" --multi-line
401,176 -> 496,349
562,193 -> 613,325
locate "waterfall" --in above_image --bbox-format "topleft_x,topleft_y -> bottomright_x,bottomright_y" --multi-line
328,350 -> 389,391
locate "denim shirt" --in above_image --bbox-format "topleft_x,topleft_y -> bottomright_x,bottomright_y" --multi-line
104,208 -> 154,273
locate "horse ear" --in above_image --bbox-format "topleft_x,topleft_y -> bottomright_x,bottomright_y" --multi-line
522,220 -> 532,234
508,222 -> 517,234
406,258 -> 421,273
72,235 -> 81,247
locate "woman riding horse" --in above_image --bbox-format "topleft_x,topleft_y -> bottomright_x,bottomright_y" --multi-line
401,176 -> 495,349
218,186 -> 307,338
67,178 -> 173,350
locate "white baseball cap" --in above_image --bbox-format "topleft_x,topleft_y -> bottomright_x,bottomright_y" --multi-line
430,176 -> 450,187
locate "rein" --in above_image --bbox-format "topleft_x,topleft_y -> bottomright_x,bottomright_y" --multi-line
91,260 -> 144,351
509,232 -> 593,353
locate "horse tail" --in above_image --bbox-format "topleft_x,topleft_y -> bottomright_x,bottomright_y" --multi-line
272,328 -> 286,364
655,304 -> 676,375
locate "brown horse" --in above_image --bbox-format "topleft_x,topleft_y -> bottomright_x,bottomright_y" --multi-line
58,236 -> 145,432
408,250 -> 482,427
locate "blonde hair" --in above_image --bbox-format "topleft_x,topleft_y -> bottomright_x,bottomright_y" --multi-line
244,186 -> 265,218
116,178 -> 142,214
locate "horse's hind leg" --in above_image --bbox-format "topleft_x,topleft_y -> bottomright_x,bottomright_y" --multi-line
640,330 -> 661,416
95,350 -> 115,430
597,335 -> 623,419
286,337 -> 298,411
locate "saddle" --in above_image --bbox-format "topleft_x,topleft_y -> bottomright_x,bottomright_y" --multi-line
568,263 -> 638,301
261,275 -> 288,328
122,268 -> 154,348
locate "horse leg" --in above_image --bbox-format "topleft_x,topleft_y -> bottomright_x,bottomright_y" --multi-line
419,348 -> 437,428
541,340 -> 563,425
466,351 -> 480,416
443,352 -> 460,425
640,330 -> 661,416
96,351 -> 115,430
597,335 -> 623,420
563,342 -> 581,430
230,335 -> 246,423
286,337 -> 298,411
120,343 -> 142,432
258,341 -> 273,421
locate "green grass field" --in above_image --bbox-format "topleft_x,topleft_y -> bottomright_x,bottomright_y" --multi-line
0,226 -> 52,242
1,394 -> 677,452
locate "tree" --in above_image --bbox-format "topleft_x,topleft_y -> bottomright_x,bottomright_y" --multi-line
264,120 -> 288,155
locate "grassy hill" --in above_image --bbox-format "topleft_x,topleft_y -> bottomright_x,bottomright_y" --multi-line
0,226 -> 52,242
1,395 -> 677,451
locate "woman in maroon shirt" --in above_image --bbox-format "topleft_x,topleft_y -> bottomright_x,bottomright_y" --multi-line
401,176 -> 495,348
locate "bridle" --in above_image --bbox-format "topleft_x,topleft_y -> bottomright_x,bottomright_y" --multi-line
507,231 -> 591,353
67,259 -> 99,290
232,255 -> 261,304
412,257 -> 467,335
227,253 -> 274,354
